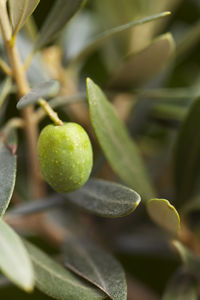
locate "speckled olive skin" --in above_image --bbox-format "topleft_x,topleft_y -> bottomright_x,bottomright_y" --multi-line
38,122 -> 93,193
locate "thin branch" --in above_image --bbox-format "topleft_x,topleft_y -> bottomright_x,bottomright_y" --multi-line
0,0 -> 44,198
0,57 -> 12,76
38,98 -> 63,126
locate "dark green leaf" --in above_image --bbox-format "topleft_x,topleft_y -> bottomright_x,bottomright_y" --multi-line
67,178 -> 141,218
174,96 -> 200,206
70,12 -> 171,63
0,220 -> 34,291
0,136 -> 16,216
109,33 -> 175,89
64,237 -> 127,300
8,0 -> 40,37
86,78 -> 155,200
173,240 -> 200,279
146,199 -> 180,236
163,268 -> 198,300
17,80 -> 60,109
35,0 -> 87,50
24,241 -> 106,300
177,20 -> 200,61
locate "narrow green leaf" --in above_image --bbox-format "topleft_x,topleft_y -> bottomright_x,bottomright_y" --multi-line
67,179 -> 141,218
174,96 -> 200,206
147,199 -> 180,236
86,78 -> 155,201
109,33 -> 175,89
177,20 -> 200,61
0,137 -> 16,216
70,12 -> 171,63
8,0 -> 40,37
0,78 -> 12,109
173,241 -> 200,279
0,219 -> 34,291
64,237 -> 127,300
17,80 -> 60,109
35,0 -> 87,50
24,241 -> 106,300
163,269 -> 198,300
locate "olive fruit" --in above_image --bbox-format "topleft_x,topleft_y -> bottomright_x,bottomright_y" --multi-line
38,122 -> 93,193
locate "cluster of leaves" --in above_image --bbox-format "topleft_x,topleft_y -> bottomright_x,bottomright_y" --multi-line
1,0 -> 200,299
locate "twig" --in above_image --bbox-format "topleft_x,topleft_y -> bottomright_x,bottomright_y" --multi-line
38,98 -> 63,126
0,0 -> 44,198
0,57 -> 12,76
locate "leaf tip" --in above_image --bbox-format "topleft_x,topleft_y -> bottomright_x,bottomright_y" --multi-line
163,11 -> 171,17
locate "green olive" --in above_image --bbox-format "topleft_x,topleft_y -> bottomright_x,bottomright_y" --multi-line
38,122 -> 93,193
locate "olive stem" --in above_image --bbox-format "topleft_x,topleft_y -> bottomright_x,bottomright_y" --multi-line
38,98 -> 63,126
0,0 -> 44,198
0,57 -> 12,76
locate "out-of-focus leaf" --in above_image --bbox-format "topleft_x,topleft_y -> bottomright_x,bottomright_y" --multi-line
173,241 -> 200,279
0,78 -> 12,109
177,20 -> 200,61
16,33 -> 50,85
67,179 -> 141,218
86,78 -> 155,200
64,237 -> 127,300
24,241 -> 106,300
174,97 -> 200,206
0,219 -> 34,291
146,199 -> 180,235
0,136 -> 16,216
109,33 -> 175,89
8,0 -> 40,37
163,268 -> 198,300
17,80 -> 60,109
70,12 -> 171,63
152,102 -> 187,122
35,0 -> 87,50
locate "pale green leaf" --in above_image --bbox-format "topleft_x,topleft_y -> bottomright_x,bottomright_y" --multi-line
109,33 -> 175,89
17,80 -> 60,109
86,78 -> 155,201
0,219 -> 34,291
64,237 -> 127,300
67,179 -> 141,218
24,241 -> 106,300
0,137 -> 16,216
163,269 -> 198,300
173,241 -> 200,279
174,96 -> 200,206
9,0 -> 40,37
70,12 -> 171,63
35,0 -> 87,50
146,199 -> 180,235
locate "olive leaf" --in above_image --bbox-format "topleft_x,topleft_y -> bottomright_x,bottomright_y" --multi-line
64,237 -> 127,300
109,33 -> 175,89
35,0 -> 87,50
0,219 -> 34,291
173,96 -> 200,206
67,178 -> 141,218
163,268 -> 198,300
24,241 -> 106,300
17,80 -> 60,109
146,199 -> 180,236
8,0 -> 40,37
172,240 -> 200,280
0,135 -> 17,216
70,12 -> 171,63
86,78 -> 155,201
